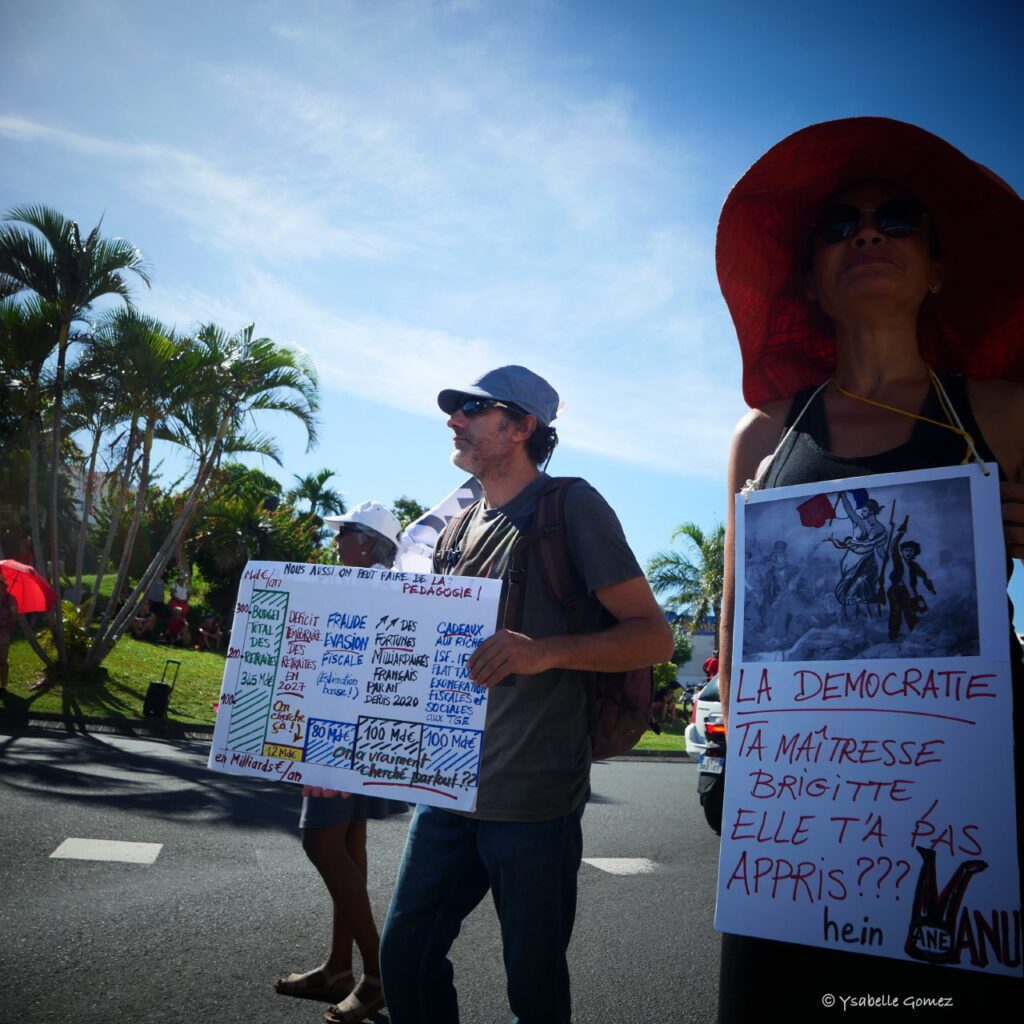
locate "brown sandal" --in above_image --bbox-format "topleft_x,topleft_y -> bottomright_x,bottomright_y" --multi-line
275,965 -> 354,1003
324,975 -> 386,1022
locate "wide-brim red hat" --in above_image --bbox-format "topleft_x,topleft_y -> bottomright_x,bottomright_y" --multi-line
716,117 -> 1024,407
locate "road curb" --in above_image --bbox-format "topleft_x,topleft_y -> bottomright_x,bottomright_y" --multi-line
0,710 -> 215,741
614,751 -> 692,763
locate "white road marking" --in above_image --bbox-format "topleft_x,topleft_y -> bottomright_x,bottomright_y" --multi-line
583,857 -> 658,875
50,838 -> 163,864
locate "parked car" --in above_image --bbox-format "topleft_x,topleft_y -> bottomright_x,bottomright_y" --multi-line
684,676 -> 724,758
686,676 -> 727,834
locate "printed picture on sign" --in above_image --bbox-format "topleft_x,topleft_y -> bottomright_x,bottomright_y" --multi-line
742,476 -> 979,662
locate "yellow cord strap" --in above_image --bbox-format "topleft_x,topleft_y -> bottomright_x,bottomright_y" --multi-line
830,369 -> 979,466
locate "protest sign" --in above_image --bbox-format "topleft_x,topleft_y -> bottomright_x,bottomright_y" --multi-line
716,463 -> 1022,976
208,561 -> 502,811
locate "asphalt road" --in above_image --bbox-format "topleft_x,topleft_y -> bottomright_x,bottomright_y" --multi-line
0,731 -> 722,1024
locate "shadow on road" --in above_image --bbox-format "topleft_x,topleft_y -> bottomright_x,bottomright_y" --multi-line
0,729 -> 300,834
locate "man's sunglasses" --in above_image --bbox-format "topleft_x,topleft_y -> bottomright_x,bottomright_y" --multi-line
814,199 -> 927,245
452,398 -> 519,417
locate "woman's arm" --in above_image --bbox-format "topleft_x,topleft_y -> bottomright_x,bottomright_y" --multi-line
720,401 -> 790,730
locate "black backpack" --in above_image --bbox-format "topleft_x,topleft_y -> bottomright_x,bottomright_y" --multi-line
435,476 -> 655,759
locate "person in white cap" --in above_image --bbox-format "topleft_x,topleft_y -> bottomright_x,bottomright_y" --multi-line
379,366 -> 674,1024
275,500 -> 407,1021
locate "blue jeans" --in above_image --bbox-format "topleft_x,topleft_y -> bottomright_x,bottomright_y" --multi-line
379,802 -> 585,1024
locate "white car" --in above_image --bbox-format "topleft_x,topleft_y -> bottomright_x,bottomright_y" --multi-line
684,676 -> 724,758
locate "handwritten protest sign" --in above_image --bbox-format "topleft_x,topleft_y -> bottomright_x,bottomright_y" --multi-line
716,464 -> 1022,976
207,561 -> 502,811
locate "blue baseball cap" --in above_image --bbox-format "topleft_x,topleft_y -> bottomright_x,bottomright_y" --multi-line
437,365 -> 560,427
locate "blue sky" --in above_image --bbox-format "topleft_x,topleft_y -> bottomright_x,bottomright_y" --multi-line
2,0 -> 1022,623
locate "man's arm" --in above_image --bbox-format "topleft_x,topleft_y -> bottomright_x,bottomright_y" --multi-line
466,575 -> 674,688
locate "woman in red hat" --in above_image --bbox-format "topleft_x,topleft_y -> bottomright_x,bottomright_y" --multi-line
717,118 -> 1024,1020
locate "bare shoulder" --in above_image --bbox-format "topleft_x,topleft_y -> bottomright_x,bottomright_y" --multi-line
964,378 -> 1024,478
729,399 -> 792,484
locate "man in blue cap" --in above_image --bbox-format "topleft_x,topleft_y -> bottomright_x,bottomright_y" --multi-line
379,365 -> 673,1024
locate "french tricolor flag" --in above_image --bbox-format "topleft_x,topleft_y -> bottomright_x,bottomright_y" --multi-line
797,493 -> 835,528
796,487 -> 870,527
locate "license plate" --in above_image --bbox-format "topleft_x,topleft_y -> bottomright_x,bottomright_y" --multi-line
698,755 -> 724,774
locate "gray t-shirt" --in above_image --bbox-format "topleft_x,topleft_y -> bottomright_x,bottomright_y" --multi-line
434,474 -> 643,821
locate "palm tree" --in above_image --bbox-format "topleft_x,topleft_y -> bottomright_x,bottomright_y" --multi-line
287,468 -> 346,519
646,522 -> 725,634
64,336 -> 130,602
86,309 -> 186,643
0,204 -> 149,659
87,322 -> 319,666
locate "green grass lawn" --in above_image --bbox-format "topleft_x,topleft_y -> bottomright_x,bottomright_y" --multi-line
74,573 -> 117,601
3,637 -> 226,725
634,719 -> 688,753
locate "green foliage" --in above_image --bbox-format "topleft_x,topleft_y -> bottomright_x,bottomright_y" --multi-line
393,495 -> 428,529
192,476 -> 329,611
0,204 -> 151,318
89,483 -> 178,578
37,600 -> 93,673
647,521 -> 725,634
670,621 -> 694,667
653,661 -> 679,689
219,462 -> 283,507
287,468 -> 345,518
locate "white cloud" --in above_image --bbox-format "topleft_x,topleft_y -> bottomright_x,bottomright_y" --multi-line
149,269 -> 743,478
0,115 -> 403,262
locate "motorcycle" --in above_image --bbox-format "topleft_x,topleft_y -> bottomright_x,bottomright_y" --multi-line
697,724 -> 727,835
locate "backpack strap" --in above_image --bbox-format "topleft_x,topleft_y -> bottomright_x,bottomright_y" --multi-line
433,500 -> 481,576
503,477 -> 586,632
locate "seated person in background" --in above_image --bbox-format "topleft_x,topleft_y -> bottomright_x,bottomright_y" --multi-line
196,613 -> 223,652
129,599 -> 157,641
654,679 -> 683,724
165,605 -> 191,647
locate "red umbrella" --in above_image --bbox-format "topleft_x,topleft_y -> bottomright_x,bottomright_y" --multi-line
0,559 -> 58,613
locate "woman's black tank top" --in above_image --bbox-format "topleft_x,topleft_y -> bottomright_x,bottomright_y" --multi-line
764,372 -> 997,484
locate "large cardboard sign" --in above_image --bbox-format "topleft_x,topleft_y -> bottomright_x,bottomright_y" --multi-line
208,561 -> 502,811
717,464 -> 1022,976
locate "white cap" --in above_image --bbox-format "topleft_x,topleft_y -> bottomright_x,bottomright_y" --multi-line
324,501 -> 401,546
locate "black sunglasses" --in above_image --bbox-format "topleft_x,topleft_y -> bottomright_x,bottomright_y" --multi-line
335,524 -> 369,539
452,397 -> 518,417
815,199 -> 927,245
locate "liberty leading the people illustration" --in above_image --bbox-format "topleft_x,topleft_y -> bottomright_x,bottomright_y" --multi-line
827,492 -> 889,619
759,540 -> 798,642
887,517 -> 936,641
